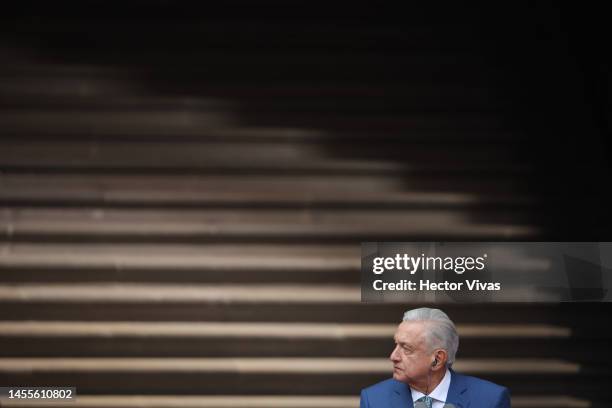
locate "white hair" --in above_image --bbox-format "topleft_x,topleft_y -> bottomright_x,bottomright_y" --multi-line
402,307 -> 459,366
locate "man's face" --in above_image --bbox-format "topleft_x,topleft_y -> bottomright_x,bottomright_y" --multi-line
390,321 -> 434,385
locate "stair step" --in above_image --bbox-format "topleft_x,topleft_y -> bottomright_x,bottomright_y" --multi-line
0,395 -> 359,408
6,336 -> 600,359
0,291 -> 609,325
1,93 -> 511,114
0,244 -> 359,283
0,140 -> 527,169
0,149 -> 529,175
5,302 -> 608,324
0,122 -> 515,148
0,208 -> 537,243
5,322 -> 594,359
0,357 -> 579,373
7,336 -> 603,360
0,284 -> 360,303
0,358 -> 597,395
0,395 -> 593,408
0,321 -> 570,339
0,282 -> 569,304
0,74 -> 509,111
0,53 -> 503,83
3,323 -> 608,362
0,174 -> 534,207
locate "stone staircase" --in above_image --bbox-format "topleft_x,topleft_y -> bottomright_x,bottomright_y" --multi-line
1,2 -> 611,407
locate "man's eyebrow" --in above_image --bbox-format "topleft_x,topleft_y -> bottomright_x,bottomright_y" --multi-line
393,338 -> 412,348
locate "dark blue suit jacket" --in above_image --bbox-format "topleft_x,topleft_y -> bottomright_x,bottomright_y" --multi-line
360,369 -> 510,408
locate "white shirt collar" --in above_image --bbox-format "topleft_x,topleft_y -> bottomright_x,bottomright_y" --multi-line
410,368 -> 451,404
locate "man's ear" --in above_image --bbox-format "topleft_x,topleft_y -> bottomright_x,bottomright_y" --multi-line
432,349 -> 448,371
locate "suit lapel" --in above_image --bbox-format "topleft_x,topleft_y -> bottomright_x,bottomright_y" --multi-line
392,380 -> 413,408
445,369 -> 469,408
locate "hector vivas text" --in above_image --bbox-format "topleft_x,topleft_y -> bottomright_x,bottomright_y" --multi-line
371,253 -> 501,292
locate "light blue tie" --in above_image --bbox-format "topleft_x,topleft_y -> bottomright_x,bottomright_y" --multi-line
416,395 -> 433,408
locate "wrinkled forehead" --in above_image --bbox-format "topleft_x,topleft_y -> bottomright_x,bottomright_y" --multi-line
394,321 -> 428,346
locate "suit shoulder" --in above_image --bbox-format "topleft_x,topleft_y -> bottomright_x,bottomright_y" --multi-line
362,377 -> 396,394
361,377 -> 401,403
462,374 -> 507,392
456,372 -> 509,401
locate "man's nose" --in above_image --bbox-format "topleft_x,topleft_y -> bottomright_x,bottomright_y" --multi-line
389,345 -> 400,362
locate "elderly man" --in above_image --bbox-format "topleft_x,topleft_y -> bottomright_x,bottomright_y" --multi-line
361,308 -> 510,408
